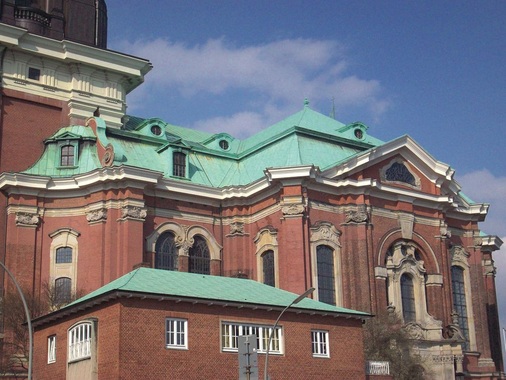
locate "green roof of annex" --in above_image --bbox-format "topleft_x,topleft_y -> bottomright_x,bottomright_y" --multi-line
64,267 -> 369,317
24,101 -> 384,187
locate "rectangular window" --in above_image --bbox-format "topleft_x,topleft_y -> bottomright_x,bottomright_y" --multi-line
28,67 -> 40,81
48,335 -> 56,363
55,246 -> 72,264
60,145 -> 75,166
311,330 -> 329,357
221,322 -> 282,354
166,318 -> 188,349
172,152 -> 186,177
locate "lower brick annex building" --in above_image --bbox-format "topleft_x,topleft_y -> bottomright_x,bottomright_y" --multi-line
0,1 -> 504,379
31,268 -> 369,379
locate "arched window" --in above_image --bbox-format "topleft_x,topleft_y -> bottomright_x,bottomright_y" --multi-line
68,322 -> 92,362
189,236 -> 210,274
400,274 -> 416,322
60,144 -> 75,166
262,250 -> 275,287
451,266 -> 469,350
155,232 -> 178,271
173,152 -> 186,177
56,246 -> 72,264
316,245 -> 335,305
55,277 -> 72,304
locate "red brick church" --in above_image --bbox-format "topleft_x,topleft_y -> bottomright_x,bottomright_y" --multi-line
0,1 -> 503,379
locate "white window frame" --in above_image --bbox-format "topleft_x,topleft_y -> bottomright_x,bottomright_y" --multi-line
221,322 -> 283,354
68,322 -> 92,362
166,318 -> 188,349
311,330 -> 330,358
47,335 -> 56,363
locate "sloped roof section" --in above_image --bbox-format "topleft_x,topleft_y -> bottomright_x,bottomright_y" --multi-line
18,104 -> 385,187
107,103 -> 384,187
23,125 -> 101,177
66,267 -> 369,316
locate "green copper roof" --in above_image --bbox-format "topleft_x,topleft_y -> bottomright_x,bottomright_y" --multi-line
23,126 -> 101,176
21,104 -> 385,187
68,267 -> 369,316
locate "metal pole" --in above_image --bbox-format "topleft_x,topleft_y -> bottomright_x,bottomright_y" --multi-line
0,261 -> 32,380
263,288 -> 314,380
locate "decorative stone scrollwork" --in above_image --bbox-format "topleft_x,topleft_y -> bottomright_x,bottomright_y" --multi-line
450,245 -> 469,265
310,221 -> 341,247
281,204 -> 305,217
403,322 -> 424,339
438,221 -> 451,239
101,143 -> 115,167
227,221 -> 248,237
120,206 -> 147,221
386,241 -> 425,273
86,208 -> 107,224
344,205 -> 369,224
473,236 -> 483,247
15,212 -> 40,227
482,259 -> 496,277
443,310 -> 466,341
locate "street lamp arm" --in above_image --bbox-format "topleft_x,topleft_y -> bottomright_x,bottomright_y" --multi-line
263,287 -> 314,380
0,261 -> 33,380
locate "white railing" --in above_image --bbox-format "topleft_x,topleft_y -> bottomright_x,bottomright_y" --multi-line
365,361 -> 390,375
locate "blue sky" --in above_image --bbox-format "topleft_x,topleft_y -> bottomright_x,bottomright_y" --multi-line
107,0 -> 506,351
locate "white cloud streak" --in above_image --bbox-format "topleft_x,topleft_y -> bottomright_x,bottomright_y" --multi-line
118,37 -> 389,137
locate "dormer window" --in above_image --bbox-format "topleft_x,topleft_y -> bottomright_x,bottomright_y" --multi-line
60,144 -> 75,166
151,125 -> 162,136
219,139 -> 229,150
173,152 -> 186,177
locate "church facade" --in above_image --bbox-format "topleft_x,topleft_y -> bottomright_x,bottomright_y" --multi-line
0,1 -> 503,379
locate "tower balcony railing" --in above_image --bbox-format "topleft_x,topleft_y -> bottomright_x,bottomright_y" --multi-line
14,6 -> 51,27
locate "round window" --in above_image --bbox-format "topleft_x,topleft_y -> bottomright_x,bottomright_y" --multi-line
219,139 -> 229,150
151,125 -> 162,136
354,128 -> 363,139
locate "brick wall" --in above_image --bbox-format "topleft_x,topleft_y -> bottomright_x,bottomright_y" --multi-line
33,297 -> 366,380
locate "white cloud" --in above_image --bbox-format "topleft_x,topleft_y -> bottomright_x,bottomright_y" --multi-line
118,37 -> 389,135
191,111 -> 266,139
457,169 -> 506,235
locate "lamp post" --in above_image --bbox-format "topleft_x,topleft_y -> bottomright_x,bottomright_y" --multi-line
0,261 -> 33,380
263,287 -> 314,380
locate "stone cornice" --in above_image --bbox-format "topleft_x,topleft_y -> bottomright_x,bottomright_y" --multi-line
480,235 -> 503,252
0,23 -> 152,92
0,166 -> 162,194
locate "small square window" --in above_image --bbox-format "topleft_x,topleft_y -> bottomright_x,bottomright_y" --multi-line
311,330 -> 329,358
48,335 -> 56,363
166,318 -> 188,349
28,67 -> 41,81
